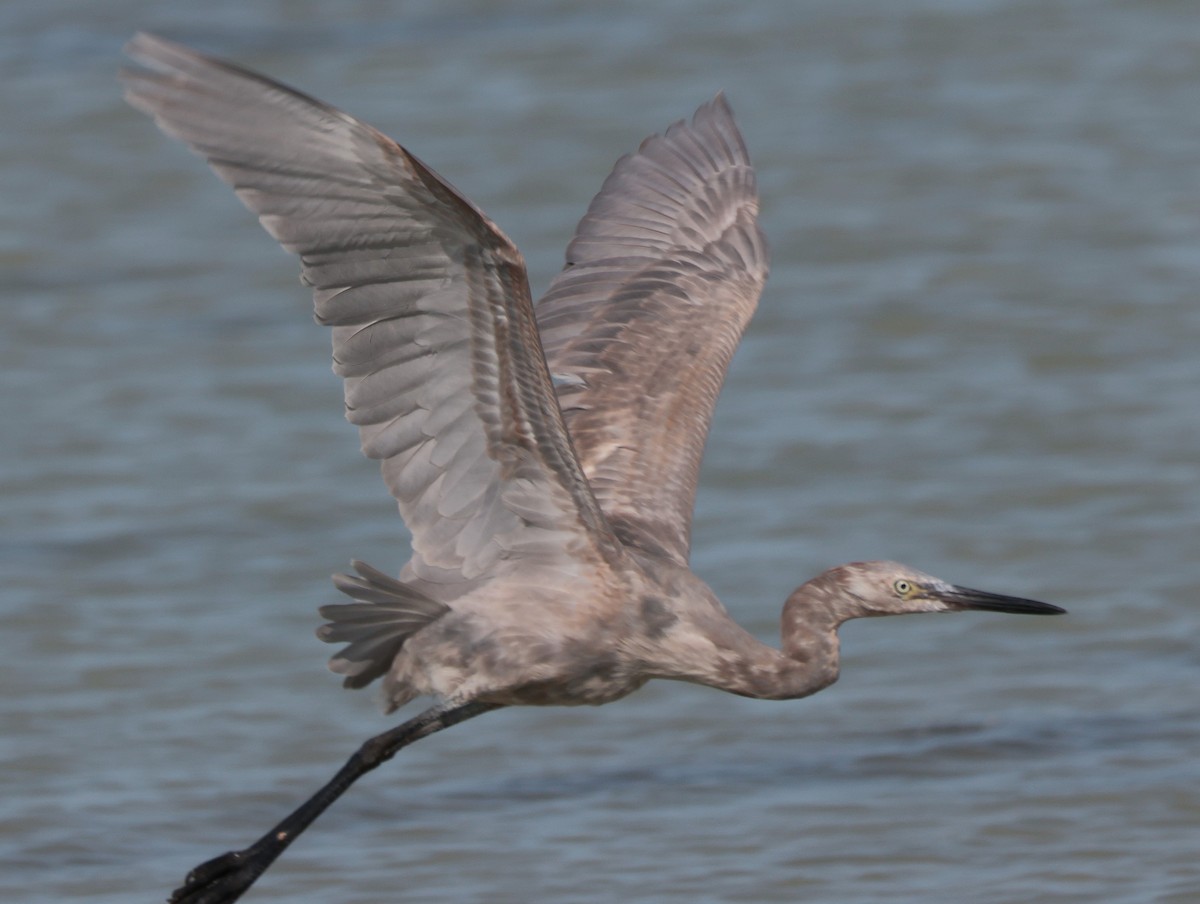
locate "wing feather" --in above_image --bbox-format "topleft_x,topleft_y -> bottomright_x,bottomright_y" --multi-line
123,33 -> 620,588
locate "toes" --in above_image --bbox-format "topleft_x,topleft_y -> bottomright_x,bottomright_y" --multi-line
168,851 -> 252,904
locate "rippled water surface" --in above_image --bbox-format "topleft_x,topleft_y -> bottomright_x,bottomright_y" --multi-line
3,2 -> 1199,902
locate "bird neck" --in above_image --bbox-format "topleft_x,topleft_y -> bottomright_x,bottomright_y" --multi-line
745,583 -> 844,700
708,586 -> 842,701
780,585 -> 843,692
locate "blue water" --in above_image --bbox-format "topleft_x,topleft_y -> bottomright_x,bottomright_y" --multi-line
3,2 -> 1198,902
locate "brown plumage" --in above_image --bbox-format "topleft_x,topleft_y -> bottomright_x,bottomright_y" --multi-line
121,33 -> 1065,904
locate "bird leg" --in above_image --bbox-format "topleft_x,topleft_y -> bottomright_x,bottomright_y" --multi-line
167,700 -> 505,904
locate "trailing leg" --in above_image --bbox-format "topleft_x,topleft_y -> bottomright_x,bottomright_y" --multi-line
168,701 -> 504,904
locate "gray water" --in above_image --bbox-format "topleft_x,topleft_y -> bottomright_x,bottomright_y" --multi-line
3,2 -> 1199,902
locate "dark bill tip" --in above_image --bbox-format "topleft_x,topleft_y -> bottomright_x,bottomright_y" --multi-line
940,586 -> 1067,616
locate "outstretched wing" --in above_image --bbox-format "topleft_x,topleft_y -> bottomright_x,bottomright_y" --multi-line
123,33 -> 619,587
535,96 -> 769,565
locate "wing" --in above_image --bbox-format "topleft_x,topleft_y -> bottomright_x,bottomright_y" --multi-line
122,33 -> 620,587
535,95 -> 769,566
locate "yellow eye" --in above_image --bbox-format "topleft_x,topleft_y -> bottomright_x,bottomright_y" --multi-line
894,579 -> 913,596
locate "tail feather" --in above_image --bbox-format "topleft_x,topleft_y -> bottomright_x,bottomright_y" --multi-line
317,560 -> 449,689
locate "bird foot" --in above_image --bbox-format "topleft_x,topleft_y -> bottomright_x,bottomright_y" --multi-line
168,845 -> 266,904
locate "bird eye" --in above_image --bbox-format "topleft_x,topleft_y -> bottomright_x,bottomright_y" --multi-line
894,579 -> 913,596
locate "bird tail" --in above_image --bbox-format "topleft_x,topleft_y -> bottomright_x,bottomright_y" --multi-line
317,560 -> 450,690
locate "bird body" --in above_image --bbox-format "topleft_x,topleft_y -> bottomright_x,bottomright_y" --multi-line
120,34 -> 1065,903
355,545 -> 772,710
325,550 -> 1052,710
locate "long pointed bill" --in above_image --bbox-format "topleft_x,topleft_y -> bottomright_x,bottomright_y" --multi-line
936,585 -> 1067,615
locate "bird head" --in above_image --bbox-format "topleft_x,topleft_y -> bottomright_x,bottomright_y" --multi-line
818,560 -> 1066,621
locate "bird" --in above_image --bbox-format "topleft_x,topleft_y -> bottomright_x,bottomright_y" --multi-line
121,32 -> 1066,904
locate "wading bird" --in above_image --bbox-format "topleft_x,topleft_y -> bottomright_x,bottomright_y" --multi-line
122,33 -> 1065,904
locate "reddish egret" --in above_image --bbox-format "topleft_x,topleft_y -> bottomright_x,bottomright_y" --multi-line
122,33 -> 1065,904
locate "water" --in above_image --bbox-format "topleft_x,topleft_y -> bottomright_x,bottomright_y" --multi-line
3,1 -> 1198,901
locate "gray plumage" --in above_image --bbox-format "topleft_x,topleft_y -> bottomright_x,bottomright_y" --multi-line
122,32 -> 1062,714
122,35 -> 1065,902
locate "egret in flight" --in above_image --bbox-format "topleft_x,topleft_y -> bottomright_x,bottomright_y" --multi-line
122,33 -> 1065,904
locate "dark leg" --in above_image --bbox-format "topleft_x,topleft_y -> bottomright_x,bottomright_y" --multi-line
167,700 -> 504,904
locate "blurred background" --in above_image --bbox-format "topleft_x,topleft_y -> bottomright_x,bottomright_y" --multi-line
2,1 -> 1197,901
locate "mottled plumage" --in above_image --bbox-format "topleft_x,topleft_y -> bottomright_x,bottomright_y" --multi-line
121,34 -> 1064,904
